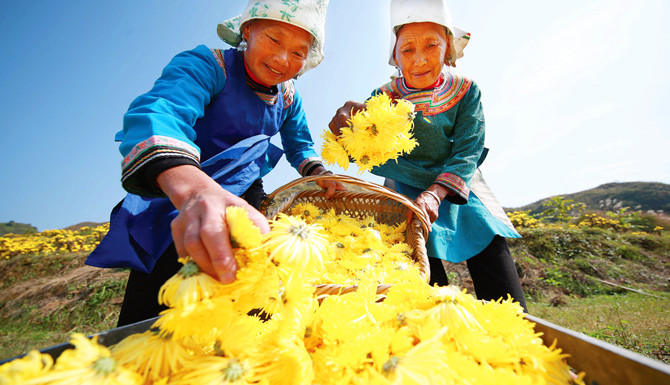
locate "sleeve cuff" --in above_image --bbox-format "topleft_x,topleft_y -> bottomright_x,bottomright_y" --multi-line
298,157 -> 325,177
434,172 -> 470,205
122,156 -> 200,197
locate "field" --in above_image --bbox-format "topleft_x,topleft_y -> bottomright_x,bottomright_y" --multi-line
1,210 -> 669,366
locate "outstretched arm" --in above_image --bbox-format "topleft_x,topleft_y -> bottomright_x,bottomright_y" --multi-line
157,165 -> 270,283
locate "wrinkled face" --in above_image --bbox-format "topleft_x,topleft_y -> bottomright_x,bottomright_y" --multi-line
242,19 -> 313,86
394,22 -> 450,89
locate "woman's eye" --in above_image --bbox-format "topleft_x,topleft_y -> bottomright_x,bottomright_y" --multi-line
294,51 -> 306,58
267,35 -> 279,44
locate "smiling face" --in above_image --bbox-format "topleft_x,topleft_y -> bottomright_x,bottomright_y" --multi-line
394,22 -> 450,89
242,19 -> 313,86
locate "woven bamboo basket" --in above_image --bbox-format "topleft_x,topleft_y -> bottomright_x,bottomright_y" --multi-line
261,174 -> 431,297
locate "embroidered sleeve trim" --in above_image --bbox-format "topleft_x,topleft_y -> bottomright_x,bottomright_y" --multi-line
121,135 -> 200,179
210,48 -> 226,78
298,157 -> 324,176
379,74 -> 473,116
434,172 -> 469,204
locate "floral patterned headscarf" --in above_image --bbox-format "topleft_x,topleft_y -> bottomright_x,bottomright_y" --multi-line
217,0 -> 330,76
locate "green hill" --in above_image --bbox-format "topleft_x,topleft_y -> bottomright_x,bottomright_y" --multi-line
0,221 -> 37,236
510,182 -> 670,215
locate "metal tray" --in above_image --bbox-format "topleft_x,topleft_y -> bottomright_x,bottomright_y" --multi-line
3,315 -> 670,384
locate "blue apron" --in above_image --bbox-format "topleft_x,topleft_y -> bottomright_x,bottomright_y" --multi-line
86,49 -> 285,273
393,180 -> 519,263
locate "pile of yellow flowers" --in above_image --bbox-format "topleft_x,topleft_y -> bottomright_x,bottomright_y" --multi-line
288,203 -> 422,287
321,93 -> 418,173
1,208 -> 584,385
0,225 -> 109,260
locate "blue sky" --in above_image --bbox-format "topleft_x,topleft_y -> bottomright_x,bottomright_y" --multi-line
1,0 -> 668,231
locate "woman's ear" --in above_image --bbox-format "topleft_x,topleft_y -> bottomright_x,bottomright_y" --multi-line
241,24 -> 249,41
241,20 -> 256,41
443,39 -> 452,64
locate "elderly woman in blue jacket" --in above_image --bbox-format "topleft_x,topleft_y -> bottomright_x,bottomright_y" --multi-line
88,0 -> 341,325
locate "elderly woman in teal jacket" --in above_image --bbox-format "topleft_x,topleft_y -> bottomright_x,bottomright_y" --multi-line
87,0 -> 341,325
329,0 -> 527,310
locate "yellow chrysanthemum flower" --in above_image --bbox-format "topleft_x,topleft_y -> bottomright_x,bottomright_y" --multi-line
321,131 -> 350,170
289,203 -> 323,223
226,206 -> 262,249
111,329 -> 193,385
167,356 -> 255,385
27,333 -> 142,385
158,257 -> 221,308
263,214 -> 328,271
426,286 -> 483,333
365,92 -> 393,111
0,350 -> 53,384
250,336 -> 313,385
274,270 -> 318,342
381,328 -> 452,385
221,259 -> 283,315
393,98 -> 416,124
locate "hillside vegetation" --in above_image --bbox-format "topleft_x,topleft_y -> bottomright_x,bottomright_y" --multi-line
512,181 -> 669,216
0,188 -> 669,366
0,221 -> 37,236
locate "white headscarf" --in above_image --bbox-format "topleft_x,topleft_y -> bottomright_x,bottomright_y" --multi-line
389,0 -> 470,67
217,0 -> 330,77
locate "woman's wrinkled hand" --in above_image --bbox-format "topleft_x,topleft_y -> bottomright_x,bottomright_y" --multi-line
415,191 -> 441,223
157,165 -> 270,283
328,100 -> 366,136
311,166 -> 346,198
406,184 -> 451,231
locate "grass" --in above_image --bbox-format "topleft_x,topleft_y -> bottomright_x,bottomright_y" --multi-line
0,252 -> 127,360
0,275 -> 126,360
529,292 -> 670,364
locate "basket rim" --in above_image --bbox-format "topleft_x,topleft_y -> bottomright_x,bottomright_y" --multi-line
262,174 -> 431,237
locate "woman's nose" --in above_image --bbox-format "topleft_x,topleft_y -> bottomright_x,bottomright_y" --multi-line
272,49 -> 289,67
414,51 -> 427,65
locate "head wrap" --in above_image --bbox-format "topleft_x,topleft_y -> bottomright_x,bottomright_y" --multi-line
389,0 -> 470,67
217,0 -> 330,76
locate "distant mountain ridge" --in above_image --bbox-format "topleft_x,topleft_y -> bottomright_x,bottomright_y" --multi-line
509,181 -> 670,215
2,182 -> 668,235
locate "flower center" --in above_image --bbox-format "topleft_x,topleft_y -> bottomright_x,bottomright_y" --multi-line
289,224 -> 311,240
382,356 -> 400,374
180,260 -> 201,278
223,358 -> 246,381
92,356 -> 117,376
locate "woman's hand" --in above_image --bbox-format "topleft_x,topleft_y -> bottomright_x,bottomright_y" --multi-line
407,184 -> 451,229
311,166 -> 346,198
157,165 -> 270,283
328,100 -> 366,136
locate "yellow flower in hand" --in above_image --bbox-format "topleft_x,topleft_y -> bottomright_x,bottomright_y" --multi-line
226,206 -> 262,249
